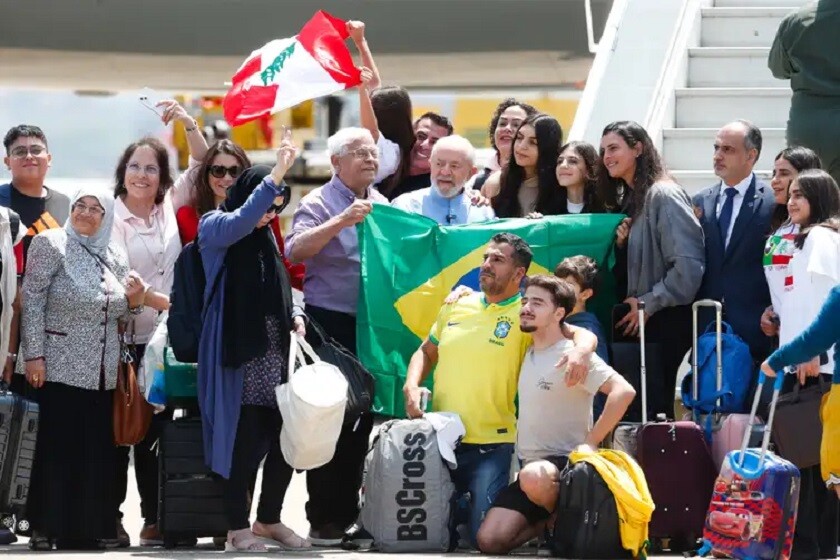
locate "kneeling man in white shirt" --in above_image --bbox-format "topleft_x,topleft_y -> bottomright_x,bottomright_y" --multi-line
476,275 -> 636,555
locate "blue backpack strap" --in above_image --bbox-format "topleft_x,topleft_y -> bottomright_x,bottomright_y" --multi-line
0,184 -> 11,208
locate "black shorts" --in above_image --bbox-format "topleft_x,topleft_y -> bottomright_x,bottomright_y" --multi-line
490,455 -> 568,524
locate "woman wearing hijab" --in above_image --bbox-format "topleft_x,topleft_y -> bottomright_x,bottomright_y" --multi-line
19,187 -> 148,550
197,136 -> 309,552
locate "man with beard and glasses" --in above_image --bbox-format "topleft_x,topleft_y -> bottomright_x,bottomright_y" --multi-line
476,275 -> 635,555
402,233 -> 597,548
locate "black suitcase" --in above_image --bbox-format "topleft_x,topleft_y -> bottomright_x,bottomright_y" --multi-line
0,387 -> 38,534
158,415 -> 227,549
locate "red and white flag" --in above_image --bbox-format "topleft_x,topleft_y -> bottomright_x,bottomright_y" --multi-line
223,11 -> 361,126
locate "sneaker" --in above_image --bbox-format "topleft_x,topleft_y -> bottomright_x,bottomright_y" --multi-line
0,528 -> 17,545
308,524 -> 346,547
341,524 -> 373,550
139,524 -> 163,547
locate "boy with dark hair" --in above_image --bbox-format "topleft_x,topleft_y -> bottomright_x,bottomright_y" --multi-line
554,256 -> 608,363
555,255 -> 610,420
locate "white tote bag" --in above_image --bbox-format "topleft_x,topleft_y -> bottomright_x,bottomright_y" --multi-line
276,333 -> 348,470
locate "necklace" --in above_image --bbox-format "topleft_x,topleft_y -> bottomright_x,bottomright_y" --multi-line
127,211 -> 166,276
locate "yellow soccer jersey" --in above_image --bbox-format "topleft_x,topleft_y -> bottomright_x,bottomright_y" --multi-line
429,292 -> 531,444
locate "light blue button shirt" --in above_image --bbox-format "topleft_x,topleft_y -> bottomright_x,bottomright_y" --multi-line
390,185 -> 496,225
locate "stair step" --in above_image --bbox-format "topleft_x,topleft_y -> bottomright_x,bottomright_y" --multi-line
715,0 -> 804,7
675,87 -> 791,128
663,127 -> 785,170
688,47 -> 782,87
671,170 -> 773,196
701,7 -> 793,47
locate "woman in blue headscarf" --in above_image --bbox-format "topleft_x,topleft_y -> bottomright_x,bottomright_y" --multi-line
20,187 -> 148,550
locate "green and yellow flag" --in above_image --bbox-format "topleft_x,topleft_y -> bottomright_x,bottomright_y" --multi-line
356,205 -> 623,417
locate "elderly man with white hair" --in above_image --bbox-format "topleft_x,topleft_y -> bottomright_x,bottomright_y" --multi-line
391,135 -> 496,225
286,127 -> 385,546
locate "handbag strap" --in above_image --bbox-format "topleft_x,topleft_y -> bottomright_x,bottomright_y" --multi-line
287,333 -> 321,379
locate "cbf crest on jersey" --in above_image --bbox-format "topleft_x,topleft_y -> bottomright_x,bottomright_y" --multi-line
494,316 -> 513,339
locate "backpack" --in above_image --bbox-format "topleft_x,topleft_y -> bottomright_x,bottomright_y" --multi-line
359,418 -> 456,553
681,321 -> 754,415
551,461 -> 631,559
167,239 -> 221,363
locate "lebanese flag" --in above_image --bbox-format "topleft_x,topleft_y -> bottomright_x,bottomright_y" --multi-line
223,11 -> 361,126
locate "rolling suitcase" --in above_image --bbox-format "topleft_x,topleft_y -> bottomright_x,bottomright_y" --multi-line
158,413 -> 227,549
0,385 -> 38,534
612,302 -> 718,552
697,370 -> 800,560
610,302 -> 664,424
684,300 -> 761,471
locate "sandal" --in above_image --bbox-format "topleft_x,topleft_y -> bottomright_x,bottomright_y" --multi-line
225,529 -> 268,553
252,521 -> 311,550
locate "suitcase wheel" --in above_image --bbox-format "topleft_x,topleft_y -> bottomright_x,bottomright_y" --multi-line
15,518 -> 31,535
0,515 -> 13,529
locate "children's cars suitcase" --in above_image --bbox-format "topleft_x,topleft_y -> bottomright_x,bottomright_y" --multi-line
158,413 -> 227,549
699,370 -> 800,560
612,302 -> 717,551
0,385 -> 38,534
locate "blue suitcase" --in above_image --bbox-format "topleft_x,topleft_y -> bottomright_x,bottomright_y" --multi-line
698,370 -> 800,560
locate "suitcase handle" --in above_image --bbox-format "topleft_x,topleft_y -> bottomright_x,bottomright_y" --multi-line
638,300 -> 647,424
732,370 -> 784,477
691,299 -> 723,411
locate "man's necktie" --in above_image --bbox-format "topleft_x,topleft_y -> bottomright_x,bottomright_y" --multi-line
718,187 -> 738,248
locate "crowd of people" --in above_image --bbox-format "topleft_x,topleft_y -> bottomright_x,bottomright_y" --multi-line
0,16 -> 837,559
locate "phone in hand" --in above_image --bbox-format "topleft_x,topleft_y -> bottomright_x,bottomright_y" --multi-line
138,87 -> 165,117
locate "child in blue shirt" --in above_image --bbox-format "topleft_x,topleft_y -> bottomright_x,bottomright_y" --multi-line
555,256 -> 610,420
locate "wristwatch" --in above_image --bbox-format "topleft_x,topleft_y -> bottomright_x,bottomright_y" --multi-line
129,304 -> 145,315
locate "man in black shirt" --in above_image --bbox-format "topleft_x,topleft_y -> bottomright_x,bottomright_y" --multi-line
0,125 -> 69,545
387,112 -> 453,200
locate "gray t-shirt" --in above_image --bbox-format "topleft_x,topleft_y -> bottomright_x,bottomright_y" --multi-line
516,339 -> 615,462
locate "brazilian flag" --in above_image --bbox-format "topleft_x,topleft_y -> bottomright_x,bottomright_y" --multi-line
356,205 -> 624,418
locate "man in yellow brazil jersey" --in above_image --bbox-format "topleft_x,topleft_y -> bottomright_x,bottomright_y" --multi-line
402,232 -> 597,549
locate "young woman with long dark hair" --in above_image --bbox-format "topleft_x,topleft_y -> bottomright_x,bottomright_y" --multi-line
597,120 -> 705,418
488,114 -> 564,218
761,146 -> 821,340
556,141 -> 603,214
771,168 -> 840,560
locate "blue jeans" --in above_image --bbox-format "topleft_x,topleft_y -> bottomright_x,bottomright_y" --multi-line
450,443 -> 514,548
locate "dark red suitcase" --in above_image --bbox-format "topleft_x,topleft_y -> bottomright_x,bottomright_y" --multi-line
612,301 -> 718,551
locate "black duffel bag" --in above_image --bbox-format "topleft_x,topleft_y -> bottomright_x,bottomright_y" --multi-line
305,318 -> 375,424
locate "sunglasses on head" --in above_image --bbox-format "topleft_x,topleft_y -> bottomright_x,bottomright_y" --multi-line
267,198 -> 286,213
208,165 -> 241,179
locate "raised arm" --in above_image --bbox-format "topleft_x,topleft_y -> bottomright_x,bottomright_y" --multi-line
158,99 -> 209,211
357,67 -> 380,143
199,136 -> 297,249
348,21 -> 381,89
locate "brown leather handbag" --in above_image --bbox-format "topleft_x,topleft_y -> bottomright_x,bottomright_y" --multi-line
113,326 -> 153,446
771,374 -> 830,469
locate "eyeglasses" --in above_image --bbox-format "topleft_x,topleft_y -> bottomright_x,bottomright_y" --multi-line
126,163 -> 160,176
208,165 -> 241,179
9,146 -> 47,159
345,148 -> 377,160
72,202 -> 106,216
